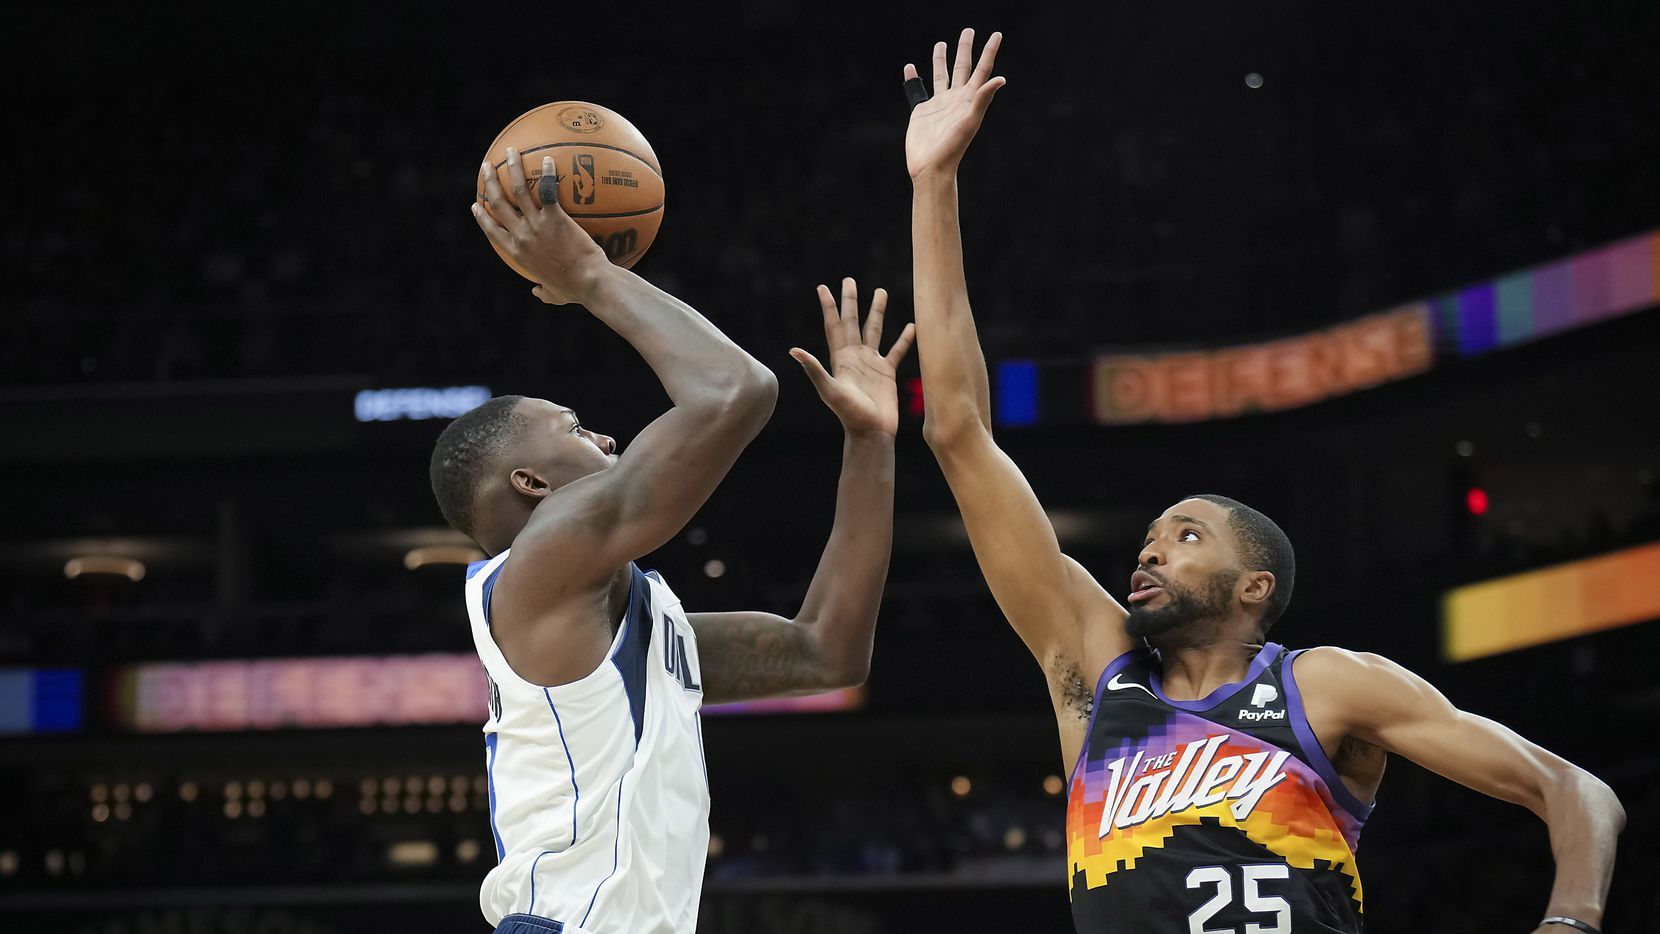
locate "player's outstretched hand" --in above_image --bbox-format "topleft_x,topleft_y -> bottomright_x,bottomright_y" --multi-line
904,28 -> 1006,180
790,279 -> 915,439
472,148 -> 611,305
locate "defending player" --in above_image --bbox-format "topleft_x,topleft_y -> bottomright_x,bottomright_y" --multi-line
903,30 -> 1624,933
434,149 -> 914,934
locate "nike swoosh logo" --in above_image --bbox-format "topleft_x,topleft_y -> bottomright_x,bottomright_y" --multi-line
1106,674 -> 1156,697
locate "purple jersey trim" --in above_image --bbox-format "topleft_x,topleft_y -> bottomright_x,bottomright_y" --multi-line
1282,648 -> 1376,822
1148,642 -> 1285,711
1067,648 -> 1145,786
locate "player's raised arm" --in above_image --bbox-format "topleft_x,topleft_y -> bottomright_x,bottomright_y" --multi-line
471,149 -> 777,681
1295,649 -> 1624,933
690,280 -> 914,703
906,30 -> 1131,676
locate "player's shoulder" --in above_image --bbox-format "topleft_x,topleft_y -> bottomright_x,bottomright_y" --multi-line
1290,646 -> 1437,718
1288,645 -> 1409,689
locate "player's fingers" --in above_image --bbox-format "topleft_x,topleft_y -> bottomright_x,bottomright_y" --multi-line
885,322 -> 917,368
970,31 -> 1002,87
903,63 -> 929,109
504,147 -> 533,215
952,28 -> 975,88
536,156 -> 560,216
973,76 -> 1007,116
471,201 -> 514,252
839,277 -> 862,345
863,287 -> 889,347
931,41 -> 949,93
789,348 -> 835,396
815,284 -> 843,348
479,160 -> 525,235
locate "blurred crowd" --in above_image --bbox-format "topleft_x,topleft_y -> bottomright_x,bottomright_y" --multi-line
5,5 -> 1658,388
0,768 -> 1065,889
5,758 -> 1657,931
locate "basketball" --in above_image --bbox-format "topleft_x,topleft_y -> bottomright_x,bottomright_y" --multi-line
479,101 -> 664,275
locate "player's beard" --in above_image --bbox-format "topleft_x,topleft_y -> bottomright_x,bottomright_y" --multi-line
1124,567 -> 1241,648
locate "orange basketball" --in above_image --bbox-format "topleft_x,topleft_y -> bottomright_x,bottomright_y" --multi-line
479,101 -> 664,276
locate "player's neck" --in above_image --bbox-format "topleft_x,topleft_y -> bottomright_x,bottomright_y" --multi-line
1152,638 -> 1265,702
477,511 -> 533,558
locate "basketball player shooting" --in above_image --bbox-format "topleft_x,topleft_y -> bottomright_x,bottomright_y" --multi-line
433,148 -> 914,934
903,30 -> 1624,934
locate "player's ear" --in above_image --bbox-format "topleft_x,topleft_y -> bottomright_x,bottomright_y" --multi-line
509,467 -> 551,500
1239,570 -> 1275,610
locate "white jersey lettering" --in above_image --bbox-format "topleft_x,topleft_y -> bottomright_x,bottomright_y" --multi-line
1098,736 -> 1293,837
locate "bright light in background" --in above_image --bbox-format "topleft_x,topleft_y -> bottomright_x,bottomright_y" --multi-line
64,556 -> 145,582
403,545 -> 485,570
703,559 -> 726,578
950,776 -> 972,797
1465,488 -> 1489,516
387,841 -> 438,866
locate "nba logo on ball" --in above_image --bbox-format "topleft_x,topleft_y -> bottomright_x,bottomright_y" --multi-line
558,105 -> 605,133
573,155 -> 597,205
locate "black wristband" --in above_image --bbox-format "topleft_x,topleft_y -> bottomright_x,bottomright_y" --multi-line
1541,917 -> 1600,934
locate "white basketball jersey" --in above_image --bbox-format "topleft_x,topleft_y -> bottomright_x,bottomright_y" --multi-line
465,551 -> 711,933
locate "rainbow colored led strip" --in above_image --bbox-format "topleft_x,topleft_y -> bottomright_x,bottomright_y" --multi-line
1442,541 -> 1660,661
1433,230 -> 1660,355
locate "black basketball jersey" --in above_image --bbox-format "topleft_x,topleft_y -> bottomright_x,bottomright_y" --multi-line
1066,643 -> 1371,933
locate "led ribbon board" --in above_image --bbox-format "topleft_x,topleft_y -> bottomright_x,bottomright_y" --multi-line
702,687 -> 864,715
1442,541 -> 1660,661
114,655 -> 490,731
1086,230 -> 1659,425
0,668 -> 83,734
113,654 -> 861,731
355,385 -> 491,422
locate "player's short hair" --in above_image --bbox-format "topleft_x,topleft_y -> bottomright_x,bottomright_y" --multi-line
1186,493 -> 1296,633
429,395 -> 529,539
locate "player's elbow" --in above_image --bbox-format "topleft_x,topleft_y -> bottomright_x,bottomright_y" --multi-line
702,365 -> 778,429
738,365 -> 780,413
1544,765 -> 1625,832
922,411 -> 986,453
823,655 -> 871,691
1586,773 -> 1626,833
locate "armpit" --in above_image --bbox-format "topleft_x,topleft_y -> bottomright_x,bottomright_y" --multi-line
1335,734 -> 1387,779
1049,658 -> 1093,723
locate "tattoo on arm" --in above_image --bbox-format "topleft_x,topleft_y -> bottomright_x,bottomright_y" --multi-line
692,612 -> 830,704
1337,735 -> 1385,769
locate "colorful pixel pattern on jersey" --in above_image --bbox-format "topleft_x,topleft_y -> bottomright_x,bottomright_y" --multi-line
1066,644 -> 1370,932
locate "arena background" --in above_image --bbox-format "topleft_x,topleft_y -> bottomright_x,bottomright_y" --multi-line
4,2 -> 1659,931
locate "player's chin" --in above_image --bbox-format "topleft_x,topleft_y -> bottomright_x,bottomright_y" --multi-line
1124,604 -> 1182,640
